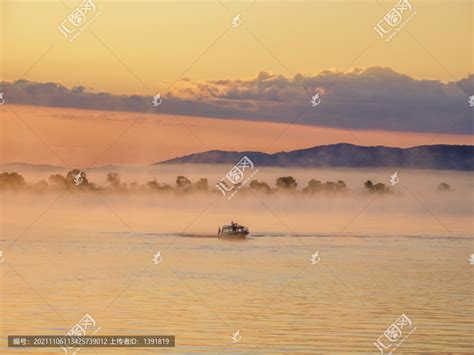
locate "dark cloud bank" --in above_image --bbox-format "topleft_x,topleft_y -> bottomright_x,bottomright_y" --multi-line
2,67 -> 473,135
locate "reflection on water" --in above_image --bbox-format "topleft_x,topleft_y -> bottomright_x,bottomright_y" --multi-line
1,232 -> 472,353
0,184 -> 472,353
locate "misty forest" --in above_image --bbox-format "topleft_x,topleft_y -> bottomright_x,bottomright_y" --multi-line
0,170 -> 452,195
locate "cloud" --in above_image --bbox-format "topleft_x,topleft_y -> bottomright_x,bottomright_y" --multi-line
2,67 -> 473,135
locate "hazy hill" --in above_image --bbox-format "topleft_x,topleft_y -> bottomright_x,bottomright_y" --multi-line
156,144 -> 474,171
0,162 -> 66,173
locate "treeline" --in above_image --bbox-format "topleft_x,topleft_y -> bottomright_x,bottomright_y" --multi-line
0,170 -> 452,194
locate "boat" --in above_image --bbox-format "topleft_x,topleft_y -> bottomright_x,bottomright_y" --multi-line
218,222 -> 249,238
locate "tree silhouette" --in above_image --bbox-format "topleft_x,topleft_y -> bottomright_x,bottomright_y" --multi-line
437,182 -> 451,191
303,179 -> 347,194
249,180 -> 272,193
176,176 -> 192,192
364,180 -> 390,193
106,172 -> 121,189
48,174 -> 69,189
194,178 -> 209,191
364,180 -> 374,189
337,180 -> 347,189
303,179 -> 322,193
47,169 -> 93,189
147,178 -> 172,191
276,176 -> 297,190
0,172 -> 27,189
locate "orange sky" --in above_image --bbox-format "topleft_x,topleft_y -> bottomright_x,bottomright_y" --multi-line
1,105 -> 472,168
1,1 -> 472,167
1,1 -> 472,94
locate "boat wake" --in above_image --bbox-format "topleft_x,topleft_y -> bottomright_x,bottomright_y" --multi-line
106,231 -> 471,240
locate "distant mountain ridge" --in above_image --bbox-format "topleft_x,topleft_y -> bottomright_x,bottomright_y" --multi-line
156,144 -> 474,171
0,162 -> 66,172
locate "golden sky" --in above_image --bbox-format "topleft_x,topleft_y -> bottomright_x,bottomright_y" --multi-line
1,1 -> 472,95
0,1 -> 473,166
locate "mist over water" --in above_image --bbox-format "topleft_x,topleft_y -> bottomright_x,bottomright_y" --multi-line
2,165 -> 472,237
1,166 -> 472,353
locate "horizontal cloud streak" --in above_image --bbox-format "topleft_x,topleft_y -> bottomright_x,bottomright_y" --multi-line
2,67 -> 473,135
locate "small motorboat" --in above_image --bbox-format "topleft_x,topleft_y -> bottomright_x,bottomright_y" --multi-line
218,222 -> 249,239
